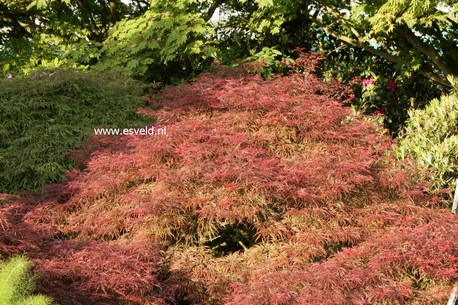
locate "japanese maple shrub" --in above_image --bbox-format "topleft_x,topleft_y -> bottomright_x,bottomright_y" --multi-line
0,63 -> 455,304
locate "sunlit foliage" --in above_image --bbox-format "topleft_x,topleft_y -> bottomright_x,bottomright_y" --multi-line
0,62 -> 455,304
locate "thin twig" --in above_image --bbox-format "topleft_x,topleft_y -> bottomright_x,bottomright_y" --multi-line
452,179 -> 458,214
447,284 -> 457,305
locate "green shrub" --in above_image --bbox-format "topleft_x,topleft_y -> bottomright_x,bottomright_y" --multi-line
0,256 -> 54,305
396,93 -> 458,194
0,69 -> 154,194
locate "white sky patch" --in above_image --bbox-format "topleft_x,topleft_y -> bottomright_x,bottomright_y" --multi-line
436,2 -> 452,13
210,7 -> 220,22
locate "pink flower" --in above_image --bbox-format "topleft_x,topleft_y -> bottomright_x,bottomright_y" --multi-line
387,79 -> 399,92
362,78 -> 374,86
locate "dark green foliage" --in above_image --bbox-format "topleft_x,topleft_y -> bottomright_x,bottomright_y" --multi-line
319,49 -> 441,134
0,69 -> 154,193
205,222 -> 257,256
0,0 -> 149,74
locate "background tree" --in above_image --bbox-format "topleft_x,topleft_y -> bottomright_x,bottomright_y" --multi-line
0,0 -> 148,72
304,0 -> 458,88
1,0 -> 455,132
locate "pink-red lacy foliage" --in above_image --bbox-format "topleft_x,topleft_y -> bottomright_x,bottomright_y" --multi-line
0,63 -> 454,304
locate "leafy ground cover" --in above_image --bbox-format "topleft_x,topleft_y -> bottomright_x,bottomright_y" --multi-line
0,64 -> 456,304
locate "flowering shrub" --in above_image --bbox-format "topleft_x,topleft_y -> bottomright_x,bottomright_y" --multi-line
387,79 -> 399,92
349,72 -> 443,135
362,77 -> 374,87
318,51 -> 442,135
0,64 -> 455,304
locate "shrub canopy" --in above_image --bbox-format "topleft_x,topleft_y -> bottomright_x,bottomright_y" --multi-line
0,68 -> 456,304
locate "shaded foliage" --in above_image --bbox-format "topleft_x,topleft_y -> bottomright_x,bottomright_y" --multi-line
304,0 -> 458,88
0,0 -> 148,73
317,44 -> 442,134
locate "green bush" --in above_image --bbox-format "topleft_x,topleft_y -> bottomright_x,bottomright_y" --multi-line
0,256 -> 54,305
396,93 -> 458,194
0,69 -> 154,194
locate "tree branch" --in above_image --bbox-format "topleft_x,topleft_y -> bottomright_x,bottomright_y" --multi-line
75,0 -> 103,40
306,10 -> 452,87
108,0 -> 120,22
396,23 -> 458,78
422,22 -> 458,67
0,4 -> 35,38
